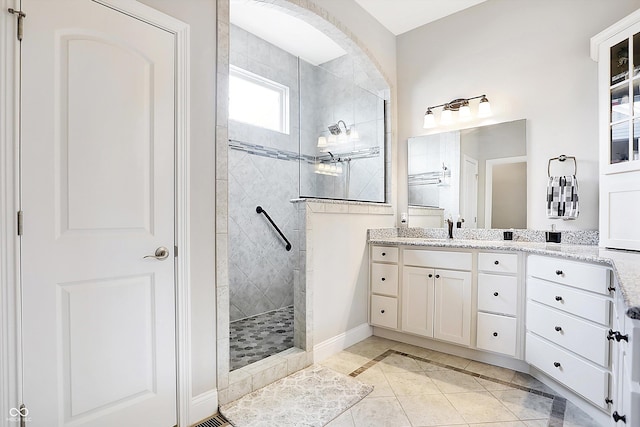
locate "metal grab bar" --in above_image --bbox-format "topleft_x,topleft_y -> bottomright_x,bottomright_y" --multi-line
256,206 -> 292,251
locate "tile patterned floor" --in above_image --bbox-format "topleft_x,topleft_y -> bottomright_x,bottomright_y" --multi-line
321,336 -> 603,427
229,305 -> 294,371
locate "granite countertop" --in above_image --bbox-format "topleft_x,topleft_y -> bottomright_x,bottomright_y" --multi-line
368,236 -> 640,320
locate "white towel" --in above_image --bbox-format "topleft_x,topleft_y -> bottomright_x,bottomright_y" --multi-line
546,175 -> 579,220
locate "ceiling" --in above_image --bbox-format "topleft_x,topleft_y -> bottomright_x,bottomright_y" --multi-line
354,0 -> 488,35
229,0 -> 487,66
230,0 -> 347,66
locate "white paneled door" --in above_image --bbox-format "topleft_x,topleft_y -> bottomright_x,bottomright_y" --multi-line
21,1 -> 177,426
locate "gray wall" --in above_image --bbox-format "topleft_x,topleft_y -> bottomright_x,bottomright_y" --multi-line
137,0 -> 218,399
397,0 -> 640,231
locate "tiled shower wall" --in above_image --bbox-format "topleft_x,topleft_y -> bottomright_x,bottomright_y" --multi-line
228,24 -> 388,321
229,24 -> 299,321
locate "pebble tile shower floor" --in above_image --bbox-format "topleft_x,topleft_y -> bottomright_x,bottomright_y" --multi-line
230,305 -> 294,371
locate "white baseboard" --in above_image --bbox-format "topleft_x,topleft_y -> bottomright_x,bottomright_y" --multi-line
313,323 -> 372,363
189,389 -> 219,426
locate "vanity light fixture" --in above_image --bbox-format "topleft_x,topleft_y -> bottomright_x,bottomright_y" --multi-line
423,94 -> 491,128
318,120 -> 358,149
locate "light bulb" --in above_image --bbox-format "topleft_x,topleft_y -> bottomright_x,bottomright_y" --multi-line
478,96 -> 492,117
423,109 -> 436,128
441,107 -> 453,125
317,136 -> 327,149
459,103 -> 471,120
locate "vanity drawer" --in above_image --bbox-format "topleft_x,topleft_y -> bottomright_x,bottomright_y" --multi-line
526,332 -> 609,409
478,274 -> 518,316
371,246 -> 398,263
527,255 -> 610,295
403,249 -> 472,271
478,252 -> 518,274
527,300 -> 610,367
527,277 -> 610,325
477,312 -> 517,357
370,295 -> 398,329
371,263 -> 398,296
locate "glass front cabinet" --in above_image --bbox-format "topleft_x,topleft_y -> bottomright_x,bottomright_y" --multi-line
593,9 -> 640,251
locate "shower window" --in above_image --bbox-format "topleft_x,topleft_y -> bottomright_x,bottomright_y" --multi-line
229,65 -> 290,134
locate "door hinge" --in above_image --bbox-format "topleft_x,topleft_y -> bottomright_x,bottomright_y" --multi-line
17,211 -> 23,236
174,245 -> 178,257
7,8 -> 26,41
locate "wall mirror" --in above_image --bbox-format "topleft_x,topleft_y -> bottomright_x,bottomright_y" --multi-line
407,119 -> 527,229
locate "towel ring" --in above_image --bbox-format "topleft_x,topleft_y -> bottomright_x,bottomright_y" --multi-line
548,155 -> 577,177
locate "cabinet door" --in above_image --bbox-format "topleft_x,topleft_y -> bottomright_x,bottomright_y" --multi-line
434,269 -> 472,346
402,266 -> 435,337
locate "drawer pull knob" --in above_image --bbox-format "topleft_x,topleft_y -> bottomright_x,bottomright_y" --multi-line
493,332 -> 498,337
380,309 -> 385,314
381,277 -> 386,281
493,292 -> 499,297
435,274 -> 440,278
555,296 -> 563,302
615,332 -> 629,342
428,274 -> 433,278
553,362 -> 561,368
612,411 -> 626,423
494,260 -> 499,265
555,326 -> 562,332
608,329 -> 629,342
381,252 -> 386,256
555,270 -> 563,275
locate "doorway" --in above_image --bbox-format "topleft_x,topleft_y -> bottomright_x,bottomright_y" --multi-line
12,1 -> 191,425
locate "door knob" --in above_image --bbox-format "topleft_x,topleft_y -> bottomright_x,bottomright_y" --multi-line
144,246 -> 170,260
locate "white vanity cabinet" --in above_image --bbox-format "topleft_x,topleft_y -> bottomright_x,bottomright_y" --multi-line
476,252 -> 520,357
610,282 -> 640,426
369,246 -> 399,330
525,255 -> 614,410
592,10 -> 640,251
401,250 -> 472,346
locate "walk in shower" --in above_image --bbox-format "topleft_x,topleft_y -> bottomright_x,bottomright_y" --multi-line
228,1 -> 387,371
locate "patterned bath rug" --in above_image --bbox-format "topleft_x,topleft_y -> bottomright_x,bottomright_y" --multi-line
220,365 -> 373,427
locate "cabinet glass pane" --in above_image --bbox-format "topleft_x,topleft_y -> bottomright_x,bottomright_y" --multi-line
634,119 -> 640,161
634,33 -> 640,77
635,79 -> 640,117
611,122 -> 630,163
611,83 -> 630,122
611,39 -> 630,85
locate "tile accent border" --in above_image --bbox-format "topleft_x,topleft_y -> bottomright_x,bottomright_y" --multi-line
348,349 -> 567,425
229,139 -> 380,165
